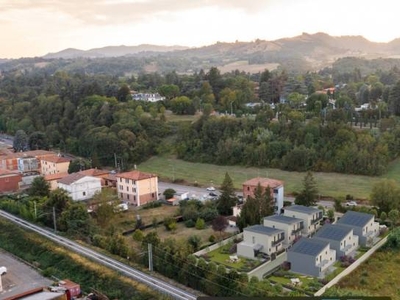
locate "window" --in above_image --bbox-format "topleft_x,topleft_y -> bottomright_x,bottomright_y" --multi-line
133,188 -> 136,193
119,178 -> 122,182
134,196 -> 136,201
126,186 -> 129,191
247,186 -> 250,191
127,195 -> 129,200
252,236 -> 255,243
125,178 -> 129,184
83,192 -> 86,196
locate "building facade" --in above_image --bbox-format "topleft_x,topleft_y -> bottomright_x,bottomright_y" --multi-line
283,205 -> 323,236
242,177 -> 284,214
336,211 -> 380,246
313,224 -> 359,259
41,156 -> 71,175
58,173 -> 102,201
263,215 -> 304,247
287,237 -> 336,278
237,225 -> 285,259
116,171 -> 158,206
0,169 -> 22,193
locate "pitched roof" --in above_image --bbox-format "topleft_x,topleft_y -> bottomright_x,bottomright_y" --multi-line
264,214 -> 303,225
289,237 -> 329,256
44,172 -> 68,181
78,168 -> 109,177
0,168 -> 20,176
336,210 -> 374,227
284,205 -> 322,214
58,173 -> 99,185
0,150 -> 56,159
244,224 -> 284,236
243,177 -> 283,188
313,224 -> 352,241
116,170 -> 157,181
41,155 -> 71,164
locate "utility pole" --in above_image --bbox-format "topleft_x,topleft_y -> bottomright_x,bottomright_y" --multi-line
114,153 -> 118,170
148,243 -> 153,271
53,206 -> 57,233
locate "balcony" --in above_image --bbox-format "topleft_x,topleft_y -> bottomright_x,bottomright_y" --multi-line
311,217 -> 322,225
271,236 -> 285,246
291,224 -> 304,235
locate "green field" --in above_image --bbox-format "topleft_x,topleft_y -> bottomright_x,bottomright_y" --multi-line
139,156 -> 400,200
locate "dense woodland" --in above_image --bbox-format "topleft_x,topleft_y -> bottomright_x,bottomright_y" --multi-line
2,57 -> 400,175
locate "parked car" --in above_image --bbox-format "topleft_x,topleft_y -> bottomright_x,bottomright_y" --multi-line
0,266 -> 7,276
206,187 -> 215,191
209,192 -> 218,197
345,201 -> 357,207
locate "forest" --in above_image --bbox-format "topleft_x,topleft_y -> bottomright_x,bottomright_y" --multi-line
1,58 -> 400,175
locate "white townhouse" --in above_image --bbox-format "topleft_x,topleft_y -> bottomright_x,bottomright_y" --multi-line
263,215 -> 304,247
283,205 -> 323,236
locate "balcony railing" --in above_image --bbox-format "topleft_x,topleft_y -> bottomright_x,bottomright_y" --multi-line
271,236 -> 285,246
291,225 -> 304,235
311,217 -> 321,225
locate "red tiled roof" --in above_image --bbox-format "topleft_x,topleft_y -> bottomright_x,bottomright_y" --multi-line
0,150 -> 56,159
243,177 -> 283,188
116,170 -> 157,181
78,168 -> 109,177
41,155 -> 71,164
0,168 -> 20,176
58,173 -> 87,185
44,172 -> 68,181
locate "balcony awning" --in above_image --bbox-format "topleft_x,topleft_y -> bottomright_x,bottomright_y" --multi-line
253,244 -> 263,251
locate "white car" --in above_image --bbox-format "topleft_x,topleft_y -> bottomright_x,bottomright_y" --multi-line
206,187 -> 215,191
345,201 -> 357,207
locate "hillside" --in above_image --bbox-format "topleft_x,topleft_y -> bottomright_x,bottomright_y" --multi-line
3,32 -> 400,74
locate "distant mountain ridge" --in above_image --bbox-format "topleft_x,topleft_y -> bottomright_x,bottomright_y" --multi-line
43,44 -> 190,59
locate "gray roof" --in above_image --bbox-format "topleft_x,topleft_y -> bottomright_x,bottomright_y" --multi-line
289,237 -> 329,256
336,210 -> 374,228
314,224 -> 352,241
264,215 -> 303,225
284,205 -> 321,214
245,225 -> 284,236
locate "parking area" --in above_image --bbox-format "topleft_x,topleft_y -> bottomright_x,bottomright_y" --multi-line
0,250 -> 53,298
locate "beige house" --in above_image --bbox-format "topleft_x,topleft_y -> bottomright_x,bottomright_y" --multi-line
283,205 -> 323,237
41,156 -> 71,175
237,225 -> 285,259
116,171 -> 158,206
263,215 -> 304,247
44,173 -> 68,190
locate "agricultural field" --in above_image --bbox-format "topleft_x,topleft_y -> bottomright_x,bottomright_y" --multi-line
333,250 -> 400,299
139,156 -> 400,200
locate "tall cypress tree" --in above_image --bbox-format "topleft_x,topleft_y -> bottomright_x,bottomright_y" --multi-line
295,171 -> 318,206
217,172 -> 237,215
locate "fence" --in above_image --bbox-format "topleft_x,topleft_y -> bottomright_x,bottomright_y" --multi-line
194,233 -> 243,257
314,236 -> 388,296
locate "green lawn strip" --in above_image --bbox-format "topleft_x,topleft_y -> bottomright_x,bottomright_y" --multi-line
139,156 -> 398,199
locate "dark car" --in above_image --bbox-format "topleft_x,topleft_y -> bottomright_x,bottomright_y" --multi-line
209,192 -> 218,197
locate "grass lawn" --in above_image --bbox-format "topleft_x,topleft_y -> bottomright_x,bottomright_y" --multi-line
269,274 -> 318,290
138,156 -> 400,200
334,250 -> 400,299
205,243 -> 263,271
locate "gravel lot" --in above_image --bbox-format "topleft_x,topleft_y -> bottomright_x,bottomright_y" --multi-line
0,250 -> 53,299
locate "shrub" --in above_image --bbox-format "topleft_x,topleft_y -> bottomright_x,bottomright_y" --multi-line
132,229 -> 144,242
229,243 -> 237,254
209,235 -> 216,243
195,218 -> 205,230
142,201 -> 162,209
185,219 -> 195,228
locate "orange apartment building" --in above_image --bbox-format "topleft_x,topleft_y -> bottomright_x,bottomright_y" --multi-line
116,170 -> 158,206
41,156 -> 71,175
243,177 -> 285,214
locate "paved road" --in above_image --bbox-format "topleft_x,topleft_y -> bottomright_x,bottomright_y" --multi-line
0,210 -> 198,300
158,181 -> 335,208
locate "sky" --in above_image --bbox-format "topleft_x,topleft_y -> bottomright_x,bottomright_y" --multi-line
0,0 -> 399,59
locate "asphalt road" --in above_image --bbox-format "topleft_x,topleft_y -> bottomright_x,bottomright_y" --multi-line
158,181 -> 335,208
0,251 -> 52,298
